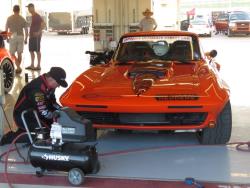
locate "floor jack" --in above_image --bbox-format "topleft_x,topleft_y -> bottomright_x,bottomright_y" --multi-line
22,107 -> 100,186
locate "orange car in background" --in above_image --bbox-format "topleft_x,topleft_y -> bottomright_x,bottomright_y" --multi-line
60,31 -> 232,145
214,11 -> 250,36
0,31 -> 15,93
214,12 -> 229,34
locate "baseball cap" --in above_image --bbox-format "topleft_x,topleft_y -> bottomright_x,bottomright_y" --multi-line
26,3 -> 34,8
48,67 -> 68,87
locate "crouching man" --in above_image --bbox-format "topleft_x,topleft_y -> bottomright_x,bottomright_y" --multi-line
0,67 -> 68,145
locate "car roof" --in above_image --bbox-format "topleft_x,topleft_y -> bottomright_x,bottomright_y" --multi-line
229,11 -> 248,14
122,31 -> 198,38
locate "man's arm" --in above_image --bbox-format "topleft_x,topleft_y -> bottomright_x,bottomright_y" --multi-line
23,18 -> 28,44
153,18 -> 157,30
41,19 -> 46,30
24,27 -> 28,44
33,17 -> 46,36
38,18 -> 46,35
5,18 -> 10,41
50,91 -> 61,110
138,19 -> 143,31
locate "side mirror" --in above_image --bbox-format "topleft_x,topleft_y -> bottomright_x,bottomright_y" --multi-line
106,50 -> 114,60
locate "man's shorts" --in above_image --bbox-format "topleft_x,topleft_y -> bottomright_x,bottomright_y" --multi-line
29,37 -> 41,52
9,35 -> 24,54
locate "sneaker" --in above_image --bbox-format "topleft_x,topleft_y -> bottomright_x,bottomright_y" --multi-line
33,67 -> 41,71
0,131 -> 15,145
25,66 -> 35,70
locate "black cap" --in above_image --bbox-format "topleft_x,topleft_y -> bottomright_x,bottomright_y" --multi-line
48,67 -> 68,87
26,3 -> 34,8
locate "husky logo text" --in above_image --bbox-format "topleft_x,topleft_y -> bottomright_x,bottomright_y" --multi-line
41,153 -> 70,161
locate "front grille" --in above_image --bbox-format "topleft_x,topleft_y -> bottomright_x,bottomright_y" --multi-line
156,94 -> 199,101
78,112 -> 208,126
236,23 -> 249,30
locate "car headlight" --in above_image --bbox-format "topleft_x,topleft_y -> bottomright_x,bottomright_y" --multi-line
229,22 -> 236,27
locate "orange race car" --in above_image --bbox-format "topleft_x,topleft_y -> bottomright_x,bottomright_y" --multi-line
0,31 -> 15,93
60,31 -> 231,144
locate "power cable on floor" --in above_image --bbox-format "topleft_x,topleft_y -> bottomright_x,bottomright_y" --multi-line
4,132 -> 27,188
1,104 -> 13,131
1,104 -> 27,162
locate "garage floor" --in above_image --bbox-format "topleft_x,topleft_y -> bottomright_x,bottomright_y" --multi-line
0,33 -> 250,187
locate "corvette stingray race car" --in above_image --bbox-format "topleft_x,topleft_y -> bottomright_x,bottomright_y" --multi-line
0,31 -> 15,93
60,31 -> 232,144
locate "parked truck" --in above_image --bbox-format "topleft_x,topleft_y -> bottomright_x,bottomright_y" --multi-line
48,11 -> 92,34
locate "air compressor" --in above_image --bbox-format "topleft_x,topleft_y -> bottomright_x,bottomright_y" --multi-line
22,107 -> 100,186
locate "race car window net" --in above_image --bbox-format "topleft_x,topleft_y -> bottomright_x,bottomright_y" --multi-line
114,36 -> 201,63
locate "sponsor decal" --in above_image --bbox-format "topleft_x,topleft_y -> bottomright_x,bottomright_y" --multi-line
123,36 -> 191,43
35,93 -> 45,102
41,153 -> 70,161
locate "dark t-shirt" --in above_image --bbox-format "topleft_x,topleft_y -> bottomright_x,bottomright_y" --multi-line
30,13 -> 43,37
14,74 -> 59,127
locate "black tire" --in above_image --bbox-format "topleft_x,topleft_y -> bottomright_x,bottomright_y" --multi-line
197,101 -> 232,145
228,29 -> 233,37
68,168 -> 85,186
92,160 -> 100,174
158,130 -> 175,134
1,58 -> 15,93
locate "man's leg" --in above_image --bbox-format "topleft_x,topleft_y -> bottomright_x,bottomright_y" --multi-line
15,36 -> 25,73
9,37 -> 18,69
35,37 -> 41,70
30,51 -> 35,67
0,129 -> 26,146
26,38 -> 35,69
36,51 -> 41,69
15,52 -> 22,73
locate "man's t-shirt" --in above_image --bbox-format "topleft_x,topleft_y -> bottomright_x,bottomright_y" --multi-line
6,15 -> 27,36
139,17 -> 157,31
30,13 -> 43,37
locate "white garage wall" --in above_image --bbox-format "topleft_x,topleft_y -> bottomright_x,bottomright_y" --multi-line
153,0 -> 178,30
0,0 -> 17,30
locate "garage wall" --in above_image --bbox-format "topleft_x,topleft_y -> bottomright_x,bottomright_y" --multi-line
0,0 -> 19,30
93,0 -> 151,50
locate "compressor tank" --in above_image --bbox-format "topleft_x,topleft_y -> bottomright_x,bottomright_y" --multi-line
29,142 -> 99,173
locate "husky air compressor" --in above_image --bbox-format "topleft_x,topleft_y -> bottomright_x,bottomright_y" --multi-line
22,107 -> 100,186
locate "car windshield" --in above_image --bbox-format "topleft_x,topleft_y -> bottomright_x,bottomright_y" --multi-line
217,13 -> 229,21
230,12 -> 250,20
190,19 -> 207,25
114,35 -> 201,64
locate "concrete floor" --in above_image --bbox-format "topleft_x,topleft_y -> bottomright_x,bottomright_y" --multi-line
0,33 -> 250,187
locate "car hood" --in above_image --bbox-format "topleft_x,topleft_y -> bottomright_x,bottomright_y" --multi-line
230,19 -> 250,23
65,61 -> 206,98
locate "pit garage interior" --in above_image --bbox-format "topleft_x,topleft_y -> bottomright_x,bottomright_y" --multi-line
0,0 -> 250,187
